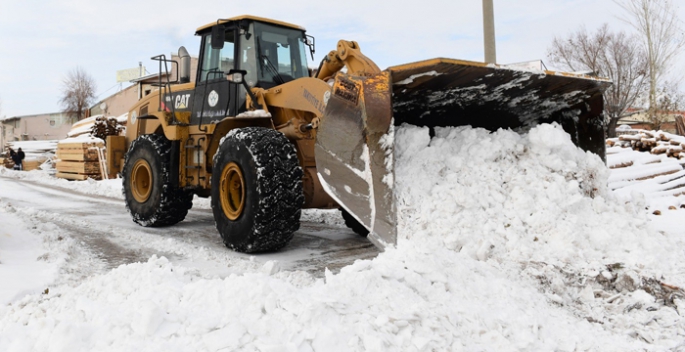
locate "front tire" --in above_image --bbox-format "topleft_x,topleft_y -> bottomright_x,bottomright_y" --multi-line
122,134 -> 192,227
211,127 -> 303,253
340,208 -> 369,237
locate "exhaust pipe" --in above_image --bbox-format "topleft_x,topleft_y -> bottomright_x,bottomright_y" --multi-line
178,46 -> 191,83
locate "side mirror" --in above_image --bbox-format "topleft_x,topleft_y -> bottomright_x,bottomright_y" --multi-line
211,24 -> 225,49
305,35 -> 315,60
228,69 -> 261,109
227,69 -> 246,84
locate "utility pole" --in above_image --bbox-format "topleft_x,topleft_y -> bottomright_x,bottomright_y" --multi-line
483,0 -> 497,64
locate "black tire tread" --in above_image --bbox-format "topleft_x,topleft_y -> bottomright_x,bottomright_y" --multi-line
341,208 -> 370,237
212,127 -> 303,252
122,134 -> 193,227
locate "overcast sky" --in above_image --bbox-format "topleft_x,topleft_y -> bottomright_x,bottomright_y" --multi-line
1,0 -> 684,118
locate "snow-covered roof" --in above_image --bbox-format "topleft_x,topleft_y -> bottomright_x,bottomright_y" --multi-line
1,112 -> 70,123
130,72 -> 164,83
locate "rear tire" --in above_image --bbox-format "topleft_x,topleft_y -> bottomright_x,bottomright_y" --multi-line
340,208 -> 369,237
211,127 -> 303,253
122,134 -> 193,227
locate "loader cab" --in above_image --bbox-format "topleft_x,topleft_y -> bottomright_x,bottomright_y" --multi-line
197,17 -> 311,90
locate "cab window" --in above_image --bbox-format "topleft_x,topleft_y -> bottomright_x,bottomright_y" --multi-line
199,30 -> 235,82
247,22 -> 309,88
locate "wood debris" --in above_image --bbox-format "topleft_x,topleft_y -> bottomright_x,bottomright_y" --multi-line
612,130 -> 685,160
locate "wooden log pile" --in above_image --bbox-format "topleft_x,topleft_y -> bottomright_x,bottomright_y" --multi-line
676,115 -> 685,136
1,157 -> 13,169
90,115 -> 124,141
613,130 -> 685,160
55,140 -> 105,180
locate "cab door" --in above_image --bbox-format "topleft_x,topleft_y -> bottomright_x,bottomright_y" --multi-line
192,29 -> 242,124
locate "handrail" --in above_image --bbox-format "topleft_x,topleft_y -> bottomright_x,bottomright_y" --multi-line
150,54 -> 180,118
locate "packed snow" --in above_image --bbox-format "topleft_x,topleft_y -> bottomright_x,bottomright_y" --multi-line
1,124 -> 685,351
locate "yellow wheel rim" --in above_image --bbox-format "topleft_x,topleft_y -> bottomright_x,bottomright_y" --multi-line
131,159 -> 152,203
220,162 -> 245,220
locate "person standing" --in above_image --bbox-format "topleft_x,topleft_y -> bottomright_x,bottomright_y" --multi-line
15,148 -> 25,170
7,148 -> 16,169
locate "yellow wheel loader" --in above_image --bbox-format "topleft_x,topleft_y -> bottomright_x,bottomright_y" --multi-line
117,15 -> 611,252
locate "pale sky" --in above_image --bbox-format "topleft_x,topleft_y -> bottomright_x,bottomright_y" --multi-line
1,0 -> 684,118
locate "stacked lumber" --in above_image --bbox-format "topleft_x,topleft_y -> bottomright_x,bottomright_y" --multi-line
613,130 -> 685,160
22,159 -> 46,171
55,139 -> 105,180
0,156 -> 45,170
3,140 -> 56,171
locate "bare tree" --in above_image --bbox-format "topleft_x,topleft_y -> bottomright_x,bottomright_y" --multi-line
59,67 -> 96,121
649,81 -> 684,130
614,0 -> 685,122
548,24 -> 648,137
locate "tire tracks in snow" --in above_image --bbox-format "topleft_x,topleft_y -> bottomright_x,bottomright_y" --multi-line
0,176 -> 380,280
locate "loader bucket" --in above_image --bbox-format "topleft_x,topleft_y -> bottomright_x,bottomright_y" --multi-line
315,58 -> 611,249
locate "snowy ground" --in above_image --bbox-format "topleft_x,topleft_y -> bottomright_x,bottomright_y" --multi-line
1,124 -> 685,351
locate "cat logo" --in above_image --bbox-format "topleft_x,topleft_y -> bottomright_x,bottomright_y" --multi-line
175,94 -> 191,109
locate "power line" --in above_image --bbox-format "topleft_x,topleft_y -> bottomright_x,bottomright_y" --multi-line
95,83 -> 121,100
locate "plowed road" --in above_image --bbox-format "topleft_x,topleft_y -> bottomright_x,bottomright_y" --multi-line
0,177 -> 379,280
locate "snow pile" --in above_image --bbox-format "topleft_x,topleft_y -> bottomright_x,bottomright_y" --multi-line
0,203 -> 60,304
0,169 -> 123,199
0,254 -> 634,351
2,124 -> 685,350
394,124 -> 681,273
393,124 -> 685,348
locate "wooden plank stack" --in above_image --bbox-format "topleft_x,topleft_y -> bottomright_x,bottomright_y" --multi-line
22,159 -> 46,171
106,136 -> 126,177
55,140 -> 105,180
0,156 -> 44,170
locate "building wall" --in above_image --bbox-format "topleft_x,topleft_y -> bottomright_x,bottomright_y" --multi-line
618,110 -> 684,134
90,85 -> 140,117
3,118 -> 19,144
1,113 -> 76,143
91,54 -> 199,118
167,53 -> 199,83
624,122 -> 676,132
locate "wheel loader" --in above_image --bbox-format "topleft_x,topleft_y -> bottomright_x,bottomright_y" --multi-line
116,15 -> 611,252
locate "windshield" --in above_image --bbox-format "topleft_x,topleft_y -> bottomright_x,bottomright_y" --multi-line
240,22 -> 309,87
